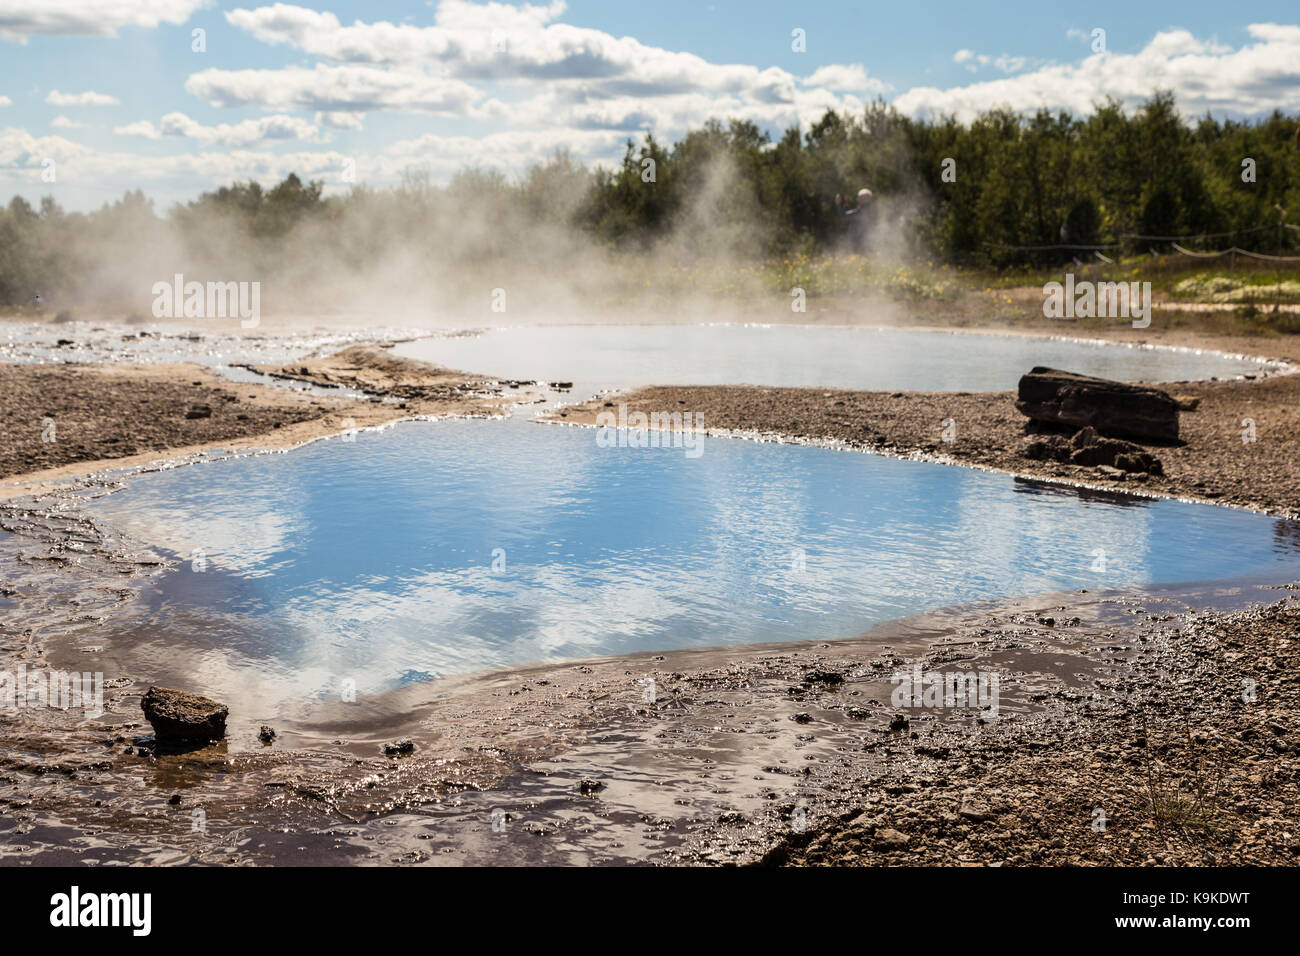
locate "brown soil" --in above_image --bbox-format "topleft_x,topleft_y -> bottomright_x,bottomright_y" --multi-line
769,595 -> 1300,867
548,372 -> 1300,518
0,363 -> 318,481
0,347 -> 534,498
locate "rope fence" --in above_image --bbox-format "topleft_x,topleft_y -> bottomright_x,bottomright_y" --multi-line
1171,243 -> 1300,263
986,222 -> 1295,256
983,223 -> 1300,312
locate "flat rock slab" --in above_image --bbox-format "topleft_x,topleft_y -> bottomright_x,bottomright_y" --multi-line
1016,367 -> 1180,443
141,685 -> 229,745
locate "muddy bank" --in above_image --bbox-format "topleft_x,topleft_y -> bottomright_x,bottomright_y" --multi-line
0,362 -> 323,482
769,592 -> 1300,867
2,538 -> 1297,865
250,345 -> 528,407
547,371 -> 1300,518
0,347 -> 534,497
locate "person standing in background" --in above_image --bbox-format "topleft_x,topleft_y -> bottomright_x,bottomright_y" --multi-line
836,187 -> 874,251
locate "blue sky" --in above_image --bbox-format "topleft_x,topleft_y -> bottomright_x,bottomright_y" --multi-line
3,1 -> 1299,210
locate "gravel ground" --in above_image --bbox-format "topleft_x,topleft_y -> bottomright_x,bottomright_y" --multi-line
550,372 -> 1300,518
767,596 -> 1300,867
0,363 -> 320,480
0,347 -> 529,488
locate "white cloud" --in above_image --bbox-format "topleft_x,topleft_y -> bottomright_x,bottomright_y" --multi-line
219,4 -> 879,103
0,95 -> 11,107
316,110 -> 364,130
433,0 -> 568,32
114,119 -> 160,138
10,4 -> 1300,211
899,24 -> 1300,120
45,89 -> 119,106
51,114 -> 85,128
952,49 -> 1029,74
0,121 -> 618,205
115,111 -> 321,146
0,126 -> 93,167
182,0 -> 889,153
0,0 -> 209,42
185,64 -> 482,115
802,64 -> 887,94
0,125 -> 345,192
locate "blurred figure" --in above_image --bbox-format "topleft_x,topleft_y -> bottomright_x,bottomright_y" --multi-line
31,292 -> 44,308
836,187 -> 875,250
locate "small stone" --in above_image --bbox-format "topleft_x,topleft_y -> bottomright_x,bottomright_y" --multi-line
874,828 -> 910,850
140,686 -> 228,746
382,738 -> 415,756
803,670 -> 845,686
959,796 -> 995,822
258,725 -> 276,745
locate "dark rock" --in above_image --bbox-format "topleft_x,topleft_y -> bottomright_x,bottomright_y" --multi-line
1016,367 -> 1180,443
1115,452 -> 1163,475
1071,438 -> 1130,465
185,404 -> 213,420
578,779 -> 605,795
1063,426 -> 1163,474
889,713 -> 909,731
382,738 -> 415,756
791,713 -> 813,724
258,725 -> 276,745
803,670 -> 845,686
1023,435 -> 1070,462
140,686 -> 228,745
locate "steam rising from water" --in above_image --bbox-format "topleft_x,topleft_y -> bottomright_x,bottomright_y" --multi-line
33,149 -> 930,330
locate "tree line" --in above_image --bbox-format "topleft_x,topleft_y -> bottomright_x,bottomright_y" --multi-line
2,91 -> 1297,306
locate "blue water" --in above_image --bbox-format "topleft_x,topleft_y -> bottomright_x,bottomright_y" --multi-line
89,419 -> 1300,707
393,325 -> 1275,393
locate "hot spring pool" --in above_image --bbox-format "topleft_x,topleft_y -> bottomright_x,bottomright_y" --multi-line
392,325 -> 1278,393
86,419 -> 1300,715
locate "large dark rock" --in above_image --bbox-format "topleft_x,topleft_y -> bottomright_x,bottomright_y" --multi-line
1021,425 -> 1163,474
1016,367 -> 1180,443
141,686 -> 228,745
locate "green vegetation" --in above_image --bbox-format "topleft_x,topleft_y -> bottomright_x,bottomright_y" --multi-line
1,91 -> 1298,307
